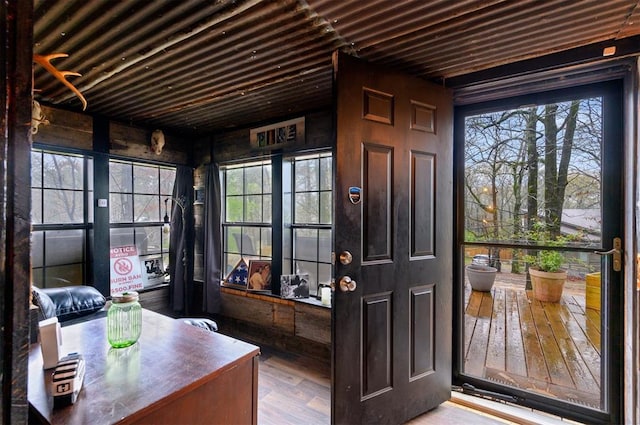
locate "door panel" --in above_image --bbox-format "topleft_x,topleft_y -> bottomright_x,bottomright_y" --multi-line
455,81 -> 623,424
332,52 -> 453,424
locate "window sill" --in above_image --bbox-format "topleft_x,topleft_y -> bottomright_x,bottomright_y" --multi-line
220,284 -> 331,309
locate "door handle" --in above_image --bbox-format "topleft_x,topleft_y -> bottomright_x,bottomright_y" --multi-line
337,276 -> 357,292
594,237 -> 622,272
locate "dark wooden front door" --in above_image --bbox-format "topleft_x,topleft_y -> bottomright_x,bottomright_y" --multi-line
332,52 -> 454,424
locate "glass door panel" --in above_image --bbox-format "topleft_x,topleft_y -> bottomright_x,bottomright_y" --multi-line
457,82 -> 622,423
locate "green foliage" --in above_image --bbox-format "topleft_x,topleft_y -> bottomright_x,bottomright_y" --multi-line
530,249 -> 564,273
524,222 -> 566,273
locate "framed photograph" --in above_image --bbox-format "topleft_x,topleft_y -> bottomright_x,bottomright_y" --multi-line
280,273 -> 310,299
140,254 -> 166,288
223,258 -> 249,289
247,260 -> 272,291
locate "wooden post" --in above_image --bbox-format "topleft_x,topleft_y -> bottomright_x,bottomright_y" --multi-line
1,0 -> 34,422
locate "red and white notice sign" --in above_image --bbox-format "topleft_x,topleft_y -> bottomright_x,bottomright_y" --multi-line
110,245 -> 144,295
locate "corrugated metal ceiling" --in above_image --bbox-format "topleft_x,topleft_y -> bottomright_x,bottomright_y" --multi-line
32,0 -> 640,135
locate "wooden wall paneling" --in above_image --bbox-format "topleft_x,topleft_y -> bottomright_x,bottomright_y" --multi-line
295,302 -> 331,345
32,105 -> 93,150
273,302 -> 295,334
109,121 -> 189,164
212,110 -> 333,164
220,289 -> 276,326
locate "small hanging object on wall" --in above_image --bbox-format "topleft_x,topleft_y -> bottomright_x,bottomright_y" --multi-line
31,100 -> 49,134
32,53 -> 87,134
150,129 -> 165,155
33,53 -> 87,110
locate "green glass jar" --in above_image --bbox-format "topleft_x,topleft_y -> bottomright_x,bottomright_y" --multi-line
107,291 -> 142,348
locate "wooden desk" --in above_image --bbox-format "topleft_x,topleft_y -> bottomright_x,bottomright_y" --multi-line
29,310 -> 259,424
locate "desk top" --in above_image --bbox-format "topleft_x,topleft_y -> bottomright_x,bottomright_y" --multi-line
29,310 -> 259,425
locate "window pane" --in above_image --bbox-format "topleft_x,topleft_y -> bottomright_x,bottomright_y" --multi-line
464,99 -> 602,247
32,268 -> 43,287
31,189 -> 42,224
245,195 -> 263,222
262,195 -> 272,223
244,166 -> 263,195
226,196 -> 243,222
134,194 -> 160,222
295,159 -> 319,192
110,162 -> 132,193
43,153 -> 83,189
133,164 -> 159,194
318,263 -> 332,287
318,229 -> 332,263
136,226 -> 161,255
320,192 -> 332,224
225,227 -> 241,253
86,158 -> 94,191
283,227 -> 292,260
45,264 -> 83,286
110,193 -> 133,223
261,227 -> 272,258
295,260 -> 318,295
226,168 -> 243,196
31,231 -> 44,267
243,228 -> 260,257
263,164 -> 272,193
32,151 -> 42,187
110,227 -> 134,249
160,168 -> 176,195
320,156 -> 332,190
45,230 -> 84,266
43,189 -> 83,223
294,228 -> 318,261
295,192 -> 319,223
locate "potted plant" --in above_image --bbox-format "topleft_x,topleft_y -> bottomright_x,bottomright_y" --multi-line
527,249 -> 567,302
466,255 -> 497,292
524,223 -> 569,302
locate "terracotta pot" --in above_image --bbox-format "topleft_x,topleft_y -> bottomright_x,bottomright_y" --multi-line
529,268 -> 567,302
466,264 -> 497,292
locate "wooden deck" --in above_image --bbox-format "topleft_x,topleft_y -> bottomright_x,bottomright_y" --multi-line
464,280 -> 602,409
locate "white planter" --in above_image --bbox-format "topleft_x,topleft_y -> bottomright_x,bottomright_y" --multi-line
466,264 -> 497,292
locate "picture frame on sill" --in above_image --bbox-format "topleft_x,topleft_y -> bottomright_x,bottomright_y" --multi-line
280,273 -> 310,299
223,258 -> 249,289
140,254 -> 166,288
247,260 -> 272,291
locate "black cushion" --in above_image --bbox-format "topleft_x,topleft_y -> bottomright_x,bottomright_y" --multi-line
39,286 -> 106,323
31,286 -> 57,320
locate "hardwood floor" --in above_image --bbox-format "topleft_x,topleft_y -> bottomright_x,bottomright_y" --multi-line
258,346 -> 330,425
464,278 -> 601,409
257,346 -> 518,425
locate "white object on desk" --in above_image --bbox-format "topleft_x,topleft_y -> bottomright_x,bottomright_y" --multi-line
321,287 -> 331,306
39,317 -> 62,369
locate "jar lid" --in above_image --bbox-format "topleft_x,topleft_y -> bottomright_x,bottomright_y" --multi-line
112,291 -> 139,303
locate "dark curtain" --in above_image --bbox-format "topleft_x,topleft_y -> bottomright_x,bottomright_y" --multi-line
169,166 -> 194,313
203,163 -> 222,313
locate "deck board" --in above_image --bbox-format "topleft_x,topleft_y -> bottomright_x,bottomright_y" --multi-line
464,282 -> 601,409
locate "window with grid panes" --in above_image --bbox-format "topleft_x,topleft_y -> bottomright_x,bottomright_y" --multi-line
31,149 -> 93,288
283,152 -> 333,296
108,160 -> 175,286
221,160 -> 273,277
